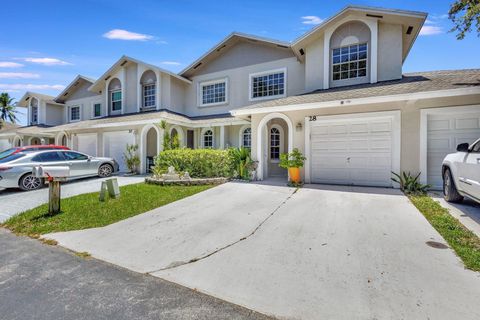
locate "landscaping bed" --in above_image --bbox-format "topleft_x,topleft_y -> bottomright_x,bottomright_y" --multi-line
2,183 -> 213,236
409,195 -> 480,271
145,176 -> 228,186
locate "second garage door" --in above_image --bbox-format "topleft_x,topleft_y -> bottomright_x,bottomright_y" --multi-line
309,112 -> 400,187
104,131 -> 135,172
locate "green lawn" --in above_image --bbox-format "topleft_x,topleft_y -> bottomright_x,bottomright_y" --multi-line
2,183 -> 213,236
409,195 -> 480,271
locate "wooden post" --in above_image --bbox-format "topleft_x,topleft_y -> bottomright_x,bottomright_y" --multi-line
48,180 -> 61,214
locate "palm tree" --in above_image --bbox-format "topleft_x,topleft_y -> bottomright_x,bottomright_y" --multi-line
0,92 -> 18,129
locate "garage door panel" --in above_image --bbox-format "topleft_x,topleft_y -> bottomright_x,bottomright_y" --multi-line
104,131 -> 135,172
310,115 -> 395,187
426,111 -> 480,189
76,134 -> 97,156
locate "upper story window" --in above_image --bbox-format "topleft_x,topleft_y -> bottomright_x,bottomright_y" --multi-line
199,78 -> 227,106
143,84 -> 156,108
30,97 -> 38,124
108,78 -> 122,113
332,43 -> 367,81
70,106 -> 80,122
203,129 -> 213,148
93,103 -> 101,118
141,70 -> 157,109
250,68 -> 286,101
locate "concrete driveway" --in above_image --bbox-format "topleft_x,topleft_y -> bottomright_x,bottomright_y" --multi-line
45,182 -> 480,320
0,175 -> 144,222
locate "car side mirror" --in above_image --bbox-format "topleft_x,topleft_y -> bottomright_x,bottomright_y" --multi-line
456,143 -> 470,152
88,156 -> 93,161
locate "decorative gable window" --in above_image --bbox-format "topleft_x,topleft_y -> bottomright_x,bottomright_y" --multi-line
70,106 -> 80,122
199,78 -> 227,106
332,43 -> 367,81
250,68 -> 286,100
143,84 -> 156,108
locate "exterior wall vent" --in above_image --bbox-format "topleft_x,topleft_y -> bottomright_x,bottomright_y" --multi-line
406,26 -> 414,35
120,60 -> 128,66
299,48 -> 305,55
193,62 -> 202,69
366,13 -> 383,19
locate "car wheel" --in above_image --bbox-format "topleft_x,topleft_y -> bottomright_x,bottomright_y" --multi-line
19,173 -> 43,191
443,168 -> 463,203
98,164 -> 113,178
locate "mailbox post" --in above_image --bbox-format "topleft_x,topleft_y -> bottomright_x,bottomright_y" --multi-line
33,166 -> 70,215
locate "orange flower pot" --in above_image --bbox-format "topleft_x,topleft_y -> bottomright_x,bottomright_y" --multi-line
288,167 -> 301,184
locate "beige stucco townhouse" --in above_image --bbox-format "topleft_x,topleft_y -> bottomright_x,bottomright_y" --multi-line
0,5 -> 479,189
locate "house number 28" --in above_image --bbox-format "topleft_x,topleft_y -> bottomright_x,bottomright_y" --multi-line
309,116 -> 317,121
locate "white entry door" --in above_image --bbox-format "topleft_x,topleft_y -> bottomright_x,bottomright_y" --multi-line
309,112 -> 399,187
426,112 -> 480,189
103,131 -> 135,172
75,133 -> 97,156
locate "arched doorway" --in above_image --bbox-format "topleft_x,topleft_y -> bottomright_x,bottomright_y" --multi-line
13,136 -> 22,147
30,137 -> 41,145
146,127 -> 158,172
256,112 -> 293,180
140,124 -> 161,174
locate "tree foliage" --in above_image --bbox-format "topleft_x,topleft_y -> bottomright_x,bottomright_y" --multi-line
449,0 -> 480,39
0,92 -> 18,129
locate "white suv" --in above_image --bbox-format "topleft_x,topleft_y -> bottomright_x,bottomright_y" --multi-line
442,138 -> 480,203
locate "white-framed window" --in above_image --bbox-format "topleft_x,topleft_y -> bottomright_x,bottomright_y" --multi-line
242,127 -> 251,148
199,78 -> 227,106
69,106 -> 80,122
203,129 -> 213,148
270,125 -> 284,162
93,103 -> 101,118
111,90 -> 122,111
31,106 -> 38,124
143,84 -> 156,108
249,68 -> 286,101
332,43 -> 367,81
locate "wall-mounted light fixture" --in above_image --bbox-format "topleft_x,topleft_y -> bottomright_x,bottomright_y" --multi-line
296,122 -> 303,132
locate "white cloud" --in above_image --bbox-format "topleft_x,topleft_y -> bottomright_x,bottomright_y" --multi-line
22,57 -> 72,66
0,72 -> 40,79
420,25 -> 443,36
301,16 -> 323,25
103,29 -> 154,41
160,61 -> 181,66
0,62 -> 23,68
0,83 -> 65,91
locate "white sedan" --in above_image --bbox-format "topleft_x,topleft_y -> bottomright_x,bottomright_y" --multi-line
442,138 -> 480,203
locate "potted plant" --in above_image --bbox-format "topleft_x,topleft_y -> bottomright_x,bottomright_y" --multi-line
279,148 -> 306,184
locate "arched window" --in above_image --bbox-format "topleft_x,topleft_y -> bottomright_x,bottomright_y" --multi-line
30,97 -> 38,124
203,129 -> 213,148
61,134 -> 67,147
140,70 -> 156,109
270,127 -> 281,161
242,127 -> 251,148
108,78 -> 122,113
171,128 -> 178,138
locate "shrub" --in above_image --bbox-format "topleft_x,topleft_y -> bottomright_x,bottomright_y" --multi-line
229,147 -> 254,180
123,144 -> 140,173
279,148 -> 306,169
391,171 -> 430,195
154,148 -> 235,178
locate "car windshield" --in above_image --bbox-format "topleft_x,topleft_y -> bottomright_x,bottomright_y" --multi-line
0,148 -> 16,160
0,153 -> 25,163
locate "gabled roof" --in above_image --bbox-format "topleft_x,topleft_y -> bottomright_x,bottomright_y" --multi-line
179,32 -> 294,78
88,55 -> 191,93
55,75 -> 95,103
292,5 -> 427,63
17,91 -> 63,108
232,69 -> 480,115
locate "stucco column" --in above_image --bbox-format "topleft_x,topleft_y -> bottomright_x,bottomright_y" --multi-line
323,28 -> 333,90
136,65 -> 144,113
366,19 -> 378,84
104,81 -> 110,116
155,71 -> 161,111
219,126 -> 225,149
120,67 -> 126,115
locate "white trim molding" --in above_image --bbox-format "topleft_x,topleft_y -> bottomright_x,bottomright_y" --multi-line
419,105 -> 480,185
249,67 -> 287,102
197,77 -> 229,107
256,112 -> 293,180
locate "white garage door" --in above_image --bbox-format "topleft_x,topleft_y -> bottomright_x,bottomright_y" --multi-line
427,112 -> 480,189
104,131 -> 135,172
309,113 -> 399,187
76,133 -> 97,156
0,139 -> 10,151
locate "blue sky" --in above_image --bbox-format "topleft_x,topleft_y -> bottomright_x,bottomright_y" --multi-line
1,0 -> 478,125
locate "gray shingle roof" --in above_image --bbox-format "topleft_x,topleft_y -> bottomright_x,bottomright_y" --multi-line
235,69 -> 480,112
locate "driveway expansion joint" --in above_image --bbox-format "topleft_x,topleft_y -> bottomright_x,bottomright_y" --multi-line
146,187 -> 298,274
